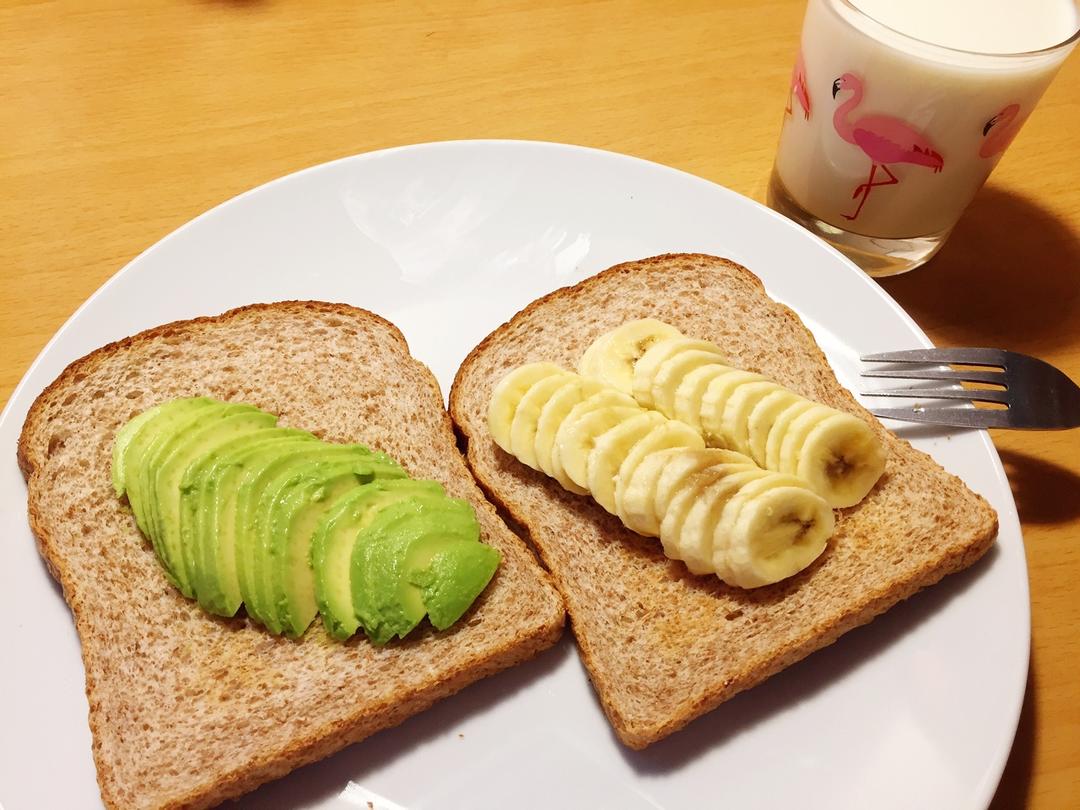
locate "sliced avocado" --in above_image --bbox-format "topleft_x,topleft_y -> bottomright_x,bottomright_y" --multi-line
190,429 -> 318,615
178,424 -> 294,609
410,540 -> 501,630
147,404 -> 272,597
119,397 -> 218,581
248,450 -> 406,634
112,403 -> 164,497
267,472 -> 372,637
350,496 -> 478,645
311,479 -> 444,640
139,399 -> 234,549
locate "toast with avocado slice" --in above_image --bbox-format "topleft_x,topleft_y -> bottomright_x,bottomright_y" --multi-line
449,253 -> 998,749
17,301 -> 565,810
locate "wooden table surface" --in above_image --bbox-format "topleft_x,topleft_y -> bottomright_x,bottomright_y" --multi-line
2,1 -> 1077,806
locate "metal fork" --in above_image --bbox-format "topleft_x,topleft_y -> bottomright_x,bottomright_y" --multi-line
859,348 -> 1080,429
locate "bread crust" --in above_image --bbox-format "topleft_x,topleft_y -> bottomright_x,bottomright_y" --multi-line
19,300 -> 565,809
449,253 -> 998,748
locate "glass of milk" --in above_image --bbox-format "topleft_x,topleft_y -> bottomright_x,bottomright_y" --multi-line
768,0 -> 1079,276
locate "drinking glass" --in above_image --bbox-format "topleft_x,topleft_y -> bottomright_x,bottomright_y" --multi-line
768,0 -> 1079,276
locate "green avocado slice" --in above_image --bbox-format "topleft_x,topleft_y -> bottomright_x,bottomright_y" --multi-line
139,400 -> 235,553
350,497 -> 479,645
237,444 -> 404,632
268,472 -> 372,637
179,425 -> 294,611
112,403 -> 165,497
189,429 -> 317,616
311,479 -> 444,640
148,404 -> 273,597
411,541 -> 501,630
251,450 -> 406,634
117,397 -> 218,582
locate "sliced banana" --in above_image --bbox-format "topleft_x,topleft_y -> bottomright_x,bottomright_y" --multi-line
587,411 -> 667,514
654,448 -> 757,526
509,372 -> 576,470
721,485 -> 834,588
721,380 -> 783,456
534,377 -> 607,477
764,400 -> 817,471
700,370 -> 768,441
614,421 -> 704,534
776,404 -> 838,475
673,363 -> 731,431
651,348 -> 728,417
549,389 -> 637,494
555,404 -> 643,491
747,389 -> 802,467
578,319 -> 683,394
488,362 -> 566,452
633,338 -> 724,409
795,413 -> 887,507
671,467 -> 770,574
616,447 -> 684,537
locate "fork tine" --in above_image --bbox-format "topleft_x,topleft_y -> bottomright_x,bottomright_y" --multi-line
860,387 -> 1011,404
869,406 -> 1016,429
860,348 -> 1009,367
860,368 -> 1006,385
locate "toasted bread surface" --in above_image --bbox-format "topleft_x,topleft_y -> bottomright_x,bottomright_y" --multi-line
18,301 -> 565,809
449,254 -> 997,749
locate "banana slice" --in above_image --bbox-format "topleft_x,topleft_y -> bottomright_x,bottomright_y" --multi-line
633,338 -> 724,409
671,467 -> 770,574
747,389 -> 802,467
764,400 -> 817,471
549,389 -> 638,494
555,404 -> 643,491
721,380 -> 783,456
614,421 -> 704,533
488,362 -> 566,452
673,363 -> 731,431
794,413 -> 887,507
578,333 -> 615,383
616,447 -> 684,537
650,349 -> 728,417
776,404 -> 838,474
711,472 -> 812,575
509,372 -> 577,470
587,411 -> 667,514
578,320 -> 683,394
720,485 -> 834,588
534,377 -> 607,477
700,370 -> 768,442
654,448 -> 757,525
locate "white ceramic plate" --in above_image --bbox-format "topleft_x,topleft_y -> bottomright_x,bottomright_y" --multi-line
0,141 -> 1026,810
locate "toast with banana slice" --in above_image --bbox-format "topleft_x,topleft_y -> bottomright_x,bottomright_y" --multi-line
449,253 -> 998,749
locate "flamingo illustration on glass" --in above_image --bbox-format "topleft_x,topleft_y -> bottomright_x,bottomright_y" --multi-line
980,103 -> 1024,158
785,50 -> 812,120
830,73 -> 943,221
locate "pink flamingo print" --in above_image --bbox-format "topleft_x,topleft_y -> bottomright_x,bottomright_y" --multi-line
980,103 -> 1022,158
785,49 -> 812,120
831,73 -> 944,222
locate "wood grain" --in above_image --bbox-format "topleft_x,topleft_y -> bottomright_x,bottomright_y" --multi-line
1,1 -> 1077,806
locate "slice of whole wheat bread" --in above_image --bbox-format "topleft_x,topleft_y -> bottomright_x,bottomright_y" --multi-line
18,301 -> 565,810
449,253 -> 997,749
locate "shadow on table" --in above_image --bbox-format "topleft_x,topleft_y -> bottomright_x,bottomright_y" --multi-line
997,448 -> 1080,525
880,187 -> 1080,354
990,660 -> 1036,810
